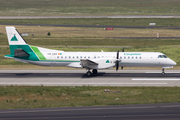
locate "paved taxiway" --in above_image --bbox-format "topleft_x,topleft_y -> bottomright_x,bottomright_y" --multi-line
0,103 -> 180,120
1,23 -> 180,30
0,15 -> 180,19
0,70 -> 180,86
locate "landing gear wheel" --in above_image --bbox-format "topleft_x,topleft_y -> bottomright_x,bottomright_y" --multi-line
162,68 -> 165,75
92,69 -> 98,74
86,71 -> 92,76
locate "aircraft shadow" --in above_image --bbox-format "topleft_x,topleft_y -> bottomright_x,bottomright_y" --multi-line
0,72 -> 180,78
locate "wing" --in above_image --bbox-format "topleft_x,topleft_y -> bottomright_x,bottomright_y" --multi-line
80,59 -> 98,68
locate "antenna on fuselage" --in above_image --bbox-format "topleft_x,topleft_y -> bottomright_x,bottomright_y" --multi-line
122,48 -> 124,52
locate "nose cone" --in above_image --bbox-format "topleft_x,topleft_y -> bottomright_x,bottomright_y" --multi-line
170,60 -> 177,66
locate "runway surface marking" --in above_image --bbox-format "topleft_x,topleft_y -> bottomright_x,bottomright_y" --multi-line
0,83 -> 167,85
161,105 -> 180,108
145,72 -> 180,73
132,78 -> 180,81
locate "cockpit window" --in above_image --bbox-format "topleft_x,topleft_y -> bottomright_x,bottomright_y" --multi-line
162,55 -> 167,58
158,55 -> 167,58
158,55 -> 163,58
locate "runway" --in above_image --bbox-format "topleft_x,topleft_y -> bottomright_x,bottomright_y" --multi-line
0,70 -> 180,86
0,103 -> 180,120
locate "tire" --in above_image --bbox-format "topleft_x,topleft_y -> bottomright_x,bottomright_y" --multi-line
92,69 -> 98,74
86,71 -> 92,76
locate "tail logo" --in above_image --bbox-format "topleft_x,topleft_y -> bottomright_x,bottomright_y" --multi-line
11,35 -> 18,41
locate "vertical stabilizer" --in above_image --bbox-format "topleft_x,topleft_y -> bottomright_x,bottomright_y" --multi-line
4,26 -> 40,61
6,26 -> 27,45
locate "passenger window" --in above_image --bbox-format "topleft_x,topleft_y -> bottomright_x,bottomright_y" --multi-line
88,56 -> 90,59
80,56 -> 82,59
61,56 -> 63,59
65,56 -> 67,59
57,56 -> 59,59
124,56 -> 126,59
139,56 -> 141,59
132,56 -> 134,59
84,56 -> 86,59
94,56 -> 96,59
136,56 -> 138,59
69,56 -> 71,59
77,56 -> 78,59
128,56 -> 130,59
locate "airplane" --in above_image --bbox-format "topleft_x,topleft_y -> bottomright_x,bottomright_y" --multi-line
4,26 -> 177,76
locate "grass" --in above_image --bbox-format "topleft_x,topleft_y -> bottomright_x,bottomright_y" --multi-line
0,86 -> 179,109
1,18 -> 180,26
0,0 -> 180,16
1,25 -> 180,46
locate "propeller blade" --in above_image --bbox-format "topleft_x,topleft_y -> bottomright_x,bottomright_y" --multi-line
116,50 -> 119,71
117,50 -> 119,59
121,66 -> 123,70
116,60 -> 119,71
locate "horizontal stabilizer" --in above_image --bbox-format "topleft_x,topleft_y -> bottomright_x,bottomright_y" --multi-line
14,49 -> 29,57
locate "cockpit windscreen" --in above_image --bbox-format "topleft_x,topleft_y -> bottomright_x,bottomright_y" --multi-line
158,55 -> 167,58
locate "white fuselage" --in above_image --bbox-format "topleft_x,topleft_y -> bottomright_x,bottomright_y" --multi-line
26,50 -> 176,70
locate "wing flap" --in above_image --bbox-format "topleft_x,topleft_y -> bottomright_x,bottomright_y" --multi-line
80,59 -> 98,68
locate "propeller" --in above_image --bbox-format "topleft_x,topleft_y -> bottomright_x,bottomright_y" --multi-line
121,48 -> 124,70
116,50 -> 119,71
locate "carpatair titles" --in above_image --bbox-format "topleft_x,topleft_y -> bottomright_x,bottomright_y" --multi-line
11,35 -> 18,41
124,53 -> 141,56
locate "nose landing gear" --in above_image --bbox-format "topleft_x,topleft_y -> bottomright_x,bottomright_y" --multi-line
162,68 -> 165,75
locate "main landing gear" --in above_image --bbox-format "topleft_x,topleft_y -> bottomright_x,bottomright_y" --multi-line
86,69 -> 98,76
92,69 -> 97,74
162,68 -> 165,75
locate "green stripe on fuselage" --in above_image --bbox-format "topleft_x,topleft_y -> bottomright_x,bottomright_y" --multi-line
30,46 -> 46,60
40,60 -> 80,62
